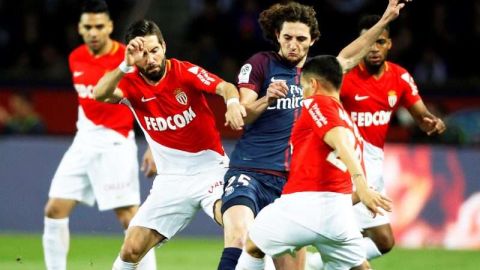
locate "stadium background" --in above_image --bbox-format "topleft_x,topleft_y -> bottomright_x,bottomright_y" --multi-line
1,0 -> 480,268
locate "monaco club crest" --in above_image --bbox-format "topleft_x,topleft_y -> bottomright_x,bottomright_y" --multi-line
174,89 -> 188,105
388,90 -> 397,108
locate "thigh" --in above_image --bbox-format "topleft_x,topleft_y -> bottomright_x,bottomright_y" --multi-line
48,140 -> 95,206
314,234 -> 365,270
197,166 -> 227,220
89,139 -> 140,211
128,174 -> 197,240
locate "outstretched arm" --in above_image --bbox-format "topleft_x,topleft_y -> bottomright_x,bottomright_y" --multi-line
324,127 -> 392,216
408,100 -> 446,135
337,0 -> 411,72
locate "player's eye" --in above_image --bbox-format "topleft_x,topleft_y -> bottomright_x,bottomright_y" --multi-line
377,39 -> 387,45
95,25 -> 105,30
84,25 -> 92,30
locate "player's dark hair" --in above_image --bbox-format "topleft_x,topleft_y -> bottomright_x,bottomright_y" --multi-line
358,14 -> 389,34
81,0 -> 110,15
302,55 -> 343,90
259,1 -> 320,47
125,19 -> 165,45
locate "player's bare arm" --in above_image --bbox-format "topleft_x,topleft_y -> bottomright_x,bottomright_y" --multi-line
94,37 -> 147,103
216,81 -> 246,130
324,126 -> 392,217
241,81 -> 288,124
336,0 -> 411,72
408,100 -> 446,135
141,147 -> 157,178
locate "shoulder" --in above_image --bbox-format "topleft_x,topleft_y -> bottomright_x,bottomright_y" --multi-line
245,51 -> 276,66
386,61 -> 409,74
69,45 -> 87,62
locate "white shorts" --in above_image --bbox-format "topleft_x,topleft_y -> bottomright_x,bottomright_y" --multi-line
249,192 -> 365,270
354,142 -> 390,229
128,165 -> 226,239
48,134 -> 140,211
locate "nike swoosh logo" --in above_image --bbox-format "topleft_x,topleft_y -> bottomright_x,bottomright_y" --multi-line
73,71 -> 83,77
141,96 -> 157,102
271,76 -> 285,83
354,94 -> 369,101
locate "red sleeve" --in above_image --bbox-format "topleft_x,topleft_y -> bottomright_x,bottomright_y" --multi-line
304,97 -> 346,140
180,61 -> 222,94
399,70 -> 422,108
118,76 -> 131,99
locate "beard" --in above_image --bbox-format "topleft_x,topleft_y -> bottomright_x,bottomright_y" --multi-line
138,58 -> 166,82
364,59 -> 384,75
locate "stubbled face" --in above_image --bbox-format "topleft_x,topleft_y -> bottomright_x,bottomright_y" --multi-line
277,22 -> 314,66
78,13 -> 113,55
300,74 -> 315,98
136,35 -> 167,82
362,29 -> 392,68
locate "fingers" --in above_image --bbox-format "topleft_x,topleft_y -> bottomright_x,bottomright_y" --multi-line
423,117 -> 446,135
225,104 -> 246,130
267,81 -> 288,99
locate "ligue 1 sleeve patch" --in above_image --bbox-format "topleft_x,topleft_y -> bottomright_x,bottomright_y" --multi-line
238,64 -> 252,84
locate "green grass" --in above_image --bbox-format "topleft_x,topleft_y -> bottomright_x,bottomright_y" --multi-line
1,233 -> 479,269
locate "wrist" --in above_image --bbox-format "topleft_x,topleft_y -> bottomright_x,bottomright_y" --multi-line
226,97 -> 240,106
118,61 -> 135,73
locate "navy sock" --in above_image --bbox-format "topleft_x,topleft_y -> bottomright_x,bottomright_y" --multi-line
217,247 -> 243,270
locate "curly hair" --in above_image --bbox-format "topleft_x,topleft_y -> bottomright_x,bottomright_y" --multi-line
258,2 -> 320,47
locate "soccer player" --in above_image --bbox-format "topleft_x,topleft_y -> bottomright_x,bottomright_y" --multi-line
92,19 -> 245,269
216,1 -> 409,269
42,1 -> 157,270
342,14 -> 446,260
235,55 -> 392,270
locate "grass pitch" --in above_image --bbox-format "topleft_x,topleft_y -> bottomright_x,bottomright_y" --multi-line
1,233 -> 479,269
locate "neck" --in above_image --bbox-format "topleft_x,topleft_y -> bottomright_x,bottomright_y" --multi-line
91,39 -> 113,57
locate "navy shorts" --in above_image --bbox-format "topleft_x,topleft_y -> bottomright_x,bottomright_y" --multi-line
220,168 -> 286,216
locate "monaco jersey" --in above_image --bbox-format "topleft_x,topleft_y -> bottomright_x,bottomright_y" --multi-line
118,59 -> 227,174
340,62 -> 421,148
283,95 -> 364,195
69,41 -> 134,138
229,51 -> 303,172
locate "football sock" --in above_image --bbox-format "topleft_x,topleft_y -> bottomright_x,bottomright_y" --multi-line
362,237 -> 382,260
113,256 -> 138,270
305,251 -> 324,270
43,217 -> 69,270
264,255 -> 276,270
217,247 -> 242,270
235,250 -> 265,270
137,248 -> 156,270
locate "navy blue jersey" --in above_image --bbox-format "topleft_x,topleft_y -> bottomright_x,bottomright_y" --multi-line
229,51 -> 303,172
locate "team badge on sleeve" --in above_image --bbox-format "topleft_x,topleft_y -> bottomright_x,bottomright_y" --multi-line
238,64 -> 252,84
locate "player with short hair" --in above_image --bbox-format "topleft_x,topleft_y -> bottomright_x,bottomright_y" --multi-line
306,14 -> 447,270
216,1 -> 409,269
42,1 -> 156,270
92,19 -> 246,269
235,55 -> 392,270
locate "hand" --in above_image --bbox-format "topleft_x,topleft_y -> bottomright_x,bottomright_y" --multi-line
225,103 -> 247,130
358,188 -> 392,218
266,80 -> 288,104
125,37 -> 146,66
141,147 -> 157,178
419,116 -> 446,135
381,0 -> 412,23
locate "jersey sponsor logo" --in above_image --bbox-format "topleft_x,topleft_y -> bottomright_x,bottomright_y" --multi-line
74,84 -> 94,99
238,64 -> 252,84
73,71 -> 84,77
400,72 -> 419,96
388,90 -> 397,108
270,76 -> 286,83
350,110 -> 392,127
267,84 -> 303,110
143,106 -> 196,131
188,66 -> 216,85
308,103 -> 327,128
174,89 -> 188,105
141,96 -> 157,102
354,94 -> 369,101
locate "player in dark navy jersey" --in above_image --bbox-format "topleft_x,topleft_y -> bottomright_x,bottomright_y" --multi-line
215,1 -> 410,270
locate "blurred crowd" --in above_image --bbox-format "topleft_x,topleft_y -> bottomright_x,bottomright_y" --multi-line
0,0 -> 479,144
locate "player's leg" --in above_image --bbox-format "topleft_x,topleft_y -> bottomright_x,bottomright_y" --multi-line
236,237 -> 266,270
273,247 -> 306,270
361,223 -> 395,258
113,226 -> 164,269
43,141 -> 95,270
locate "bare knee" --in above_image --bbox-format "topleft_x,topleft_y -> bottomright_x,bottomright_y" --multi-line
120,240 -> 146,263
120,227 -> 164,263
364,225 -> 395,254
114,205 -> 138,229
222,205 -> 255,248
245,238 -> 264,259
44,199 -> 76,218
351,260 -> 371,270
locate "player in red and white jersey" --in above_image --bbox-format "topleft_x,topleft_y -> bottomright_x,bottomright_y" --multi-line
42,2 -> 156,270
93,19 -> 246,269
340,15 -> 446,261
235,56 -> 392,270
